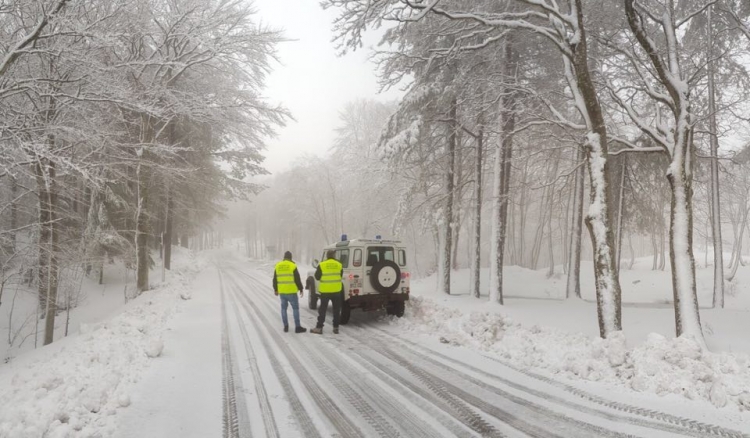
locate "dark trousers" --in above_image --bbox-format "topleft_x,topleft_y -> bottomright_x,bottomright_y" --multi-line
317,293 -> 342,328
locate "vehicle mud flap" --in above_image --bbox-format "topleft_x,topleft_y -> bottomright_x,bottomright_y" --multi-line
340,291 -> 351,325
385,300 -> 404,317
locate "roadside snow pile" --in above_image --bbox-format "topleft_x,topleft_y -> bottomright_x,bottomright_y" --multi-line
0,251 -> 207,438
398,296 -> 750,411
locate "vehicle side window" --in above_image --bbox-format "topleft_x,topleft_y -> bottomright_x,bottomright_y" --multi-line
353,249 -> 362,267
366,246 -> 395,265
398,250 -> 406,267
383,249 -> 394,262
337,249 -> 350,268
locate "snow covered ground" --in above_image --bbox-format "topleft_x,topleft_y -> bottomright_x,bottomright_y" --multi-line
1,248 -> 749,437
400,256 -> 750,418
0,248 -> 207,437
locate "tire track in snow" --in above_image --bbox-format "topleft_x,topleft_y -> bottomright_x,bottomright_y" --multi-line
371,338 -> 635,438
231,267 -> 510,438
221,271 -> 322,438
370,325 -> 750,438
224,275 -> 281,438
232,268 -> 618,437
251,298 -> 448,436
222,270 -> 365,438
218,269 -> 252,438
233,264 -> 727,438
228,267 -> 476,438
228,270 -> 403,437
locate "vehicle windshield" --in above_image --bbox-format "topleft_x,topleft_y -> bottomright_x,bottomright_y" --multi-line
365,246 -> 394,266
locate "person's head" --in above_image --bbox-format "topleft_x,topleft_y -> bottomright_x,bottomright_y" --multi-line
326,249 -> 336,260
283,250 -> 292,260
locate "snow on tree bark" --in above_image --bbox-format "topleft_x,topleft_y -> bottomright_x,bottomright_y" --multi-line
584,133 -> 622,337
707,5 -> 724,308
667,133 -> 704,348
623,0 -> 705,348
569,0 -> 622,337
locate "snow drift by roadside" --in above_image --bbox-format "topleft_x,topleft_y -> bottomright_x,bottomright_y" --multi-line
0,250 -> 208,438
396,296 -> 750,411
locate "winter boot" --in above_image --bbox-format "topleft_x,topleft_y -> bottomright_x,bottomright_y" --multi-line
333,327 -> 339,334
295,326 -> 307,334
283,325 -> 289,333
310,327 -> 323,335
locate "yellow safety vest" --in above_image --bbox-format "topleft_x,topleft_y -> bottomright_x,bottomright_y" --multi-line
318,258 -> 343,293
275,260 -> 298,294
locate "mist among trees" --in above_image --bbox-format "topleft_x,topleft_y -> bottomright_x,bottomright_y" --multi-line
243,0 -> 750,350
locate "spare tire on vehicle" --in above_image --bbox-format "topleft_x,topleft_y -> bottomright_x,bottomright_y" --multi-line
369,260 -> 401,294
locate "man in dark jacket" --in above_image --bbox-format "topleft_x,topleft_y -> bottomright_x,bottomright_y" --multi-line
310,250 -> 343,334
273,251 -> 307,333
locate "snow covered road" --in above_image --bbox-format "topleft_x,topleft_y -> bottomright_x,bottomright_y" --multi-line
117,255 -> 749,438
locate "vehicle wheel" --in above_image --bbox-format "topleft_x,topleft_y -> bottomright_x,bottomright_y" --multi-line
369,260 -> 401,294
307,277 -> 318,310
340,301 -> 351,325
386,301 -> 405,317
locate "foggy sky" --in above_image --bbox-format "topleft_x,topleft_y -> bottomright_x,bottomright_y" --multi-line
253,0 -> 403,175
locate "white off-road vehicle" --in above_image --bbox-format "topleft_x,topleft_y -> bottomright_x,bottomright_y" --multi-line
305,236 -> 410,324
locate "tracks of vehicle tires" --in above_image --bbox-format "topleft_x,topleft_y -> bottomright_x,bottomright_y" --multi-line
218,261 -> 748,438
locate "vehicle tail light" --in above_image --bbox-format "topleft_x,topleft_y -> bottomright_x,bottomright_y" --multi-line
401,272 -> 410,279
349,273 -> 354,280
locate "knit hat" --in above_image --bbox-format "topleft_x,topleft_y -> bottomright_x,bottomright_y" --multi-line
284,251 -> 292,260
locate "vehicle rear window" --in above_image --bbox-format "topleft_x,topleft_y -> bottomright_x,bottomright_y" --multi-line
366,246 -> 394,266
336,249 -> 350,268
398,249 -> 406,267
352,249 -> 362,267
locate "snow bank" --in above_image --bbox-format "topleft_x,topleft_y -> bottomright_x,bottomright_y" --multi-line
397,296 -> 750,411
0,250 -> 208,438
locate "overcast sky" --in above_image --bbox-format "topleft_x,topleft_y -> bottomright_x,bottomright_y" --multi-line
252,0 -> 403,174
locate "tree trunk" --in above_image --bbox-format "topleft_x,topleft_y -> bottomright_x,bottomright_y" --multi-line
164,189 -> 173,270
571,0 -> 622,337
10,177 -> 17,251
659,222 -> 666,271
452,131 -> 463,271
36,172 -> 50,319
566,145 -> 585,299
726,208 -> 747,282
546,189 -> 555,278
440,97 -> 458,295
472,124 -> 484,299
136,154 -> 150,294
43,160 -> 59,346
490,38 -> 517,304
452,211 -> 461,271
667,129 -> 705,348
707,5 -> 724,308
615,157 -> 627,271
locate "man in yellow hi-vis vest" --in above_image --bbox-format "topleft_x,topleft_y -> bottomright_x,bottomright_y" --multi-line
310,250 -> 343,334
273,251 -> 307,333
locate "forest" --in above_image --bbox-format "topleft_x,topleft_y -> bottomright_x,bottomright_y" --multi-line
241,0 -> 750,350
0,0 -> 286,347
